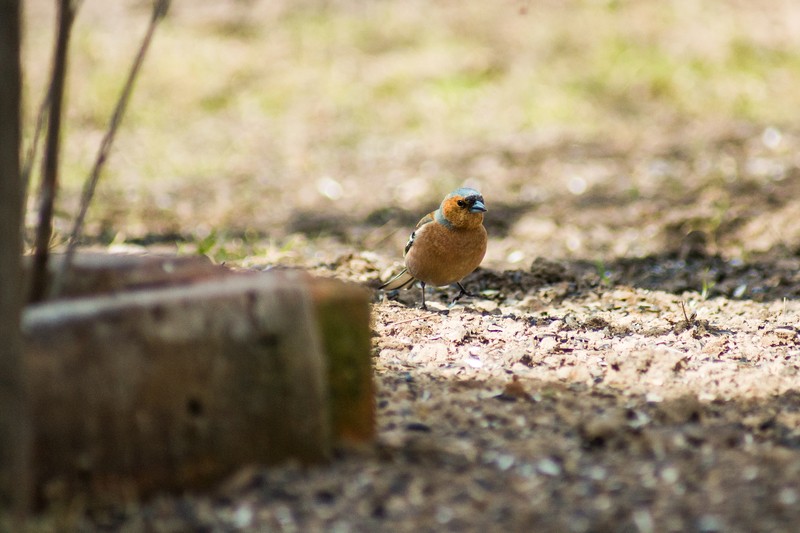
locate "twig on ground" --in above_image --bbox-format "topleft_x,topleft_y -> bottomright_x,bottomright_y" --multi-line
387,315 -> 427,327
680,300 -> 691,324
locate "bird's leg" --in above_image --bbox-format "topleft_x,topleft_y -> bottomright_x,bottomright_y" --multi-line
451,282 -> 477,304
420,281 -> 428,310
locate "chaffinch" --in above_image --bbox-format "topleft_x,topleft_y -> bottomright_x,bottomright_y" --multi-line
380,187 -> 488,309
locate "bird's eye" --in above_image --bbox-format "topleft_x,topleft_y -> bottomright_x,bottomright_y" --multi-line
457,199 -> 467,208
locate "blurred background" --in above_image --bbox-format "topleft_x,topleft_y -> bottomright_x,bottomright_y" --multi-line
21,0 -> 800,272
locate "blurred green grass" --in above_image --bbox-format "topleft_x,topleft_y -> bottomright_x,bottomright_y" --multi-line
20,0 -> 800,247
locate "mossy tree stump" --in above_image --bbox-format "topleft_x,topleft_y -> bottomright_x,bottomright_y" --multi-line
21,254 -> 374,505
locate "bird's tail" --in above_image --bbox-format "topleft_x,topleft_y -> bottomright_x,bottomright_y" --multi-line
379,268 -> 417,291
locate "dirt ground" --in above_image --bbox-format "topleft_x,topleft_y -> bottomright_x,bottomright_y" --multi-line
18,1 -> 800,531
48,129 -> 798,533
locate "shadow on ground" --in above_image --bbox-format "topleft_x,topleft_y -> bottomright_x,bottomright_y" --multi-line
369,247 -> 800,310
465,249 -> 800,304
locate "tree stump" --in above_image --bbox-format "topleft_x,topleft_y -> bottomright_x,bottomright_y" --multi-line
20,254 -> 374,505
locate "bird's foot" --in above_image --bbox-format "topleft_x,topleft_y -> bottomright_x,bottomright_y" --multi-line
451,282 -> 477,304
422,303 -> 450,314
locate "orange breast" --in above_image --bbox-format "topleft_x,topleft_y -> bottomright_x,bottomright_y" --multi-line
404,223 -> 487,287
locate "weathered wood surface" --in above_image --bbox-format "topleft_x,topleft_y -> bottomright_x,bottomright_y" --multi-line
22,252 -> 225,298
20,262 -> 373,504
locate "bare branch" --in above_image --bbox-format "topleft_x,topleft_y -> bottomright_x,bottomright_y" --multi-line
20,87 -> 52,247
29,0 -> 77,303
51,0 -> 171,298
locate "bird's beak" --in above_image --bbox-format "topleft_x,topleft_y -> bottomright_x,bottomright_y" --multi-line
470,200 -> 487,213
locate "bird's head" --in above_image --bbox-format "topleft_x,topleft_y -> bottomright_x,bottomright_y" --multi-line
439,187 -> 487,229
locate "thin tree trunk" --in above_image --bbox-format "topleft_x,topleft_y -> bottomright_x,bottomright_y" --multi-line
0,0 -> 29,516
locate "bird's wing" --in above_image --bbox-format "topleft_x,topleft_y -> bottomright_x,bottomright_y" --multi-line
379,268 -> 416,291
380,212 -> 435,291
404,211 -> 435,255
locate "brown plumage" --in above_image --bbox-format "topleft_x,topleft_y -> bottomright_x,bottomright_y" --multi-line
380,187 -> 488,309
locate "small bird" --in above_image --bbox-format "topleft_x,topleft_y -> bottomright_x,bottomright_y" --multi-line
380,187 -> 488,309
